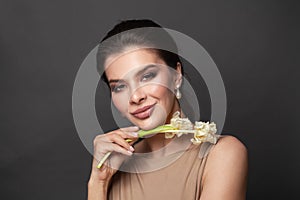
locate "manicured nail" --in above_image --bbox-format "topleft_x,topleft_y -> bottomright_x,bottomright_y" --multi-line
127,150 -> 133,155
131,126 -> 139,131
130,132 -> 139,137
129,146 -> 135,152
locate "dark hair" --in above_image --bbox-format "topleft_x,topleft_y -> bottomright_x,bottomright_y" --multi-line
96,19 -> 183,84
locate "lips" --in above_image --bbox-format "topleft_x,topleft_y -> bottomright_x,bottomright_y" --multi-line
130,103 -> 156,119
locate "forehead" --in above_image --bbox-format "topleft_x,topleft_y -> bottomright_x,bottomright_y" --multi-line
104,49 -> 166,79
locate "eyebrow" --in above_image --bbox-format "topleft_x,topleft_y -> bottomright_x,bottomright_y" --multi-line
108,64 -> 159,84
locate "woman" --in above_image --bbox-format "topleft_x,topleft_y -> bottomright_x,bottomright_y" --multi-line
88,19 -> 248,200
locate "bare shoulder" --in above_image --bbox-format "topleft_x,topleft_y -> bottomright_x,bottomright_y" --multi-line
201,135 -> 248,199
205,135 -> 248,172
211,135 -> 247,159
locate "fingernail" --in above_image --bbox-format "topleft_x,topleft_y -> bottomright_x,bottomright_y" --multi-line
129,146 -> 135,152
127,150 -> 133,155
130,132 -> 139,137
131,126 -> 139,130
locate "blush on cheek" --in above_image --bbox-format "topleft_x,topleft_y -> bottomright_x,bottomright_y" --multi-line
112,95 -> 128,114
149,104 -> 168,128
145,83 -> 171,97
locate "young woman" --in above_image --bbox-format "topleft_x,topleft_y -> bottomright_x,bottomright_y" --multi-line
88,19 -> 248,200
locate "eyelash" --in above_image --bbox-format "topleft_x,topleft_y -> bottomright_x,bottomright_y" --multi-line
111,84 -> 126,93
111,71 -> 157,93
141,72 -> 156,82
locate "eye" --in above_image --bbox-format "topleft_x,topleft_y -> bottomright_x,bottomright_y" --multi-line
141,72 -> 156,82
111,84 -> 126,93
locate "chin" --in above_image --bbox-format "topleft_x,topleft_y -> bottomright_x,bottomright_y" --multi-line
138,122 -> 159,131
134,108 -> 168,131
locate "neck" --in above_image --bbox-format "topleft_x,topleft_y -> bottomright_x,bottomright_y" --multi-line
143,99 -> 182,152
143,133 -> 173,152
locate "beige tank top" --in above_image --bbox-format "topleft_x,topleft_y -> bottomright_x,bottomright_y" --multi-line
108,137 -> 211,200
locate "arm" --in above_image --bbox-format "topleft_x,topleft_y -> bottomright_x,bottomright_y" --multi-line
87,126 -> 139,200
200,136 -> 248,200
88,179 -> 109,200
87,158 -> 112,200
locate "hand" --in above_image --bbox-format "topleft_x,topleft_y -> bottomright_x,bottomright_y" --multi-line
89,126 -> 139,184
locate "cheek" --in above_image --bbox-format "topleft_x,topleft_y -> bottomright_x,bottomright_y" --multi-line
146,84 -> 174,99
147,72 -> 174,96
112,94 -> 129,112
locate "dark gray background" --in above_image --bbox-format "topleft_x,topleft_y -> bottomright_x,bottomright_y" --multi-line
1,0 -> 299,199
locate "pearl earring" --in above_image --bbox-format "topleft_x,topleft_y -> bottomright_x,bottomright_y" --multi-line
175,85 -> 182,99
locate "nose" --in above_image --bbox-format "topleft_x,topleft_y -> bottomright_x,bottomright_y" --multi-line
130,87 -> 147,104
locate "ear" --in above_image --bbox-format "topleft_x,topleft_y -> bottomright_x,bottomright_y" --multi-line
174,62 -> 183,88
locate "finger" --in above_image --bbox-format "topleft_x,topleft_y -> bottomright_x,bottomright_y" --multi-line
112,130 -> 138,139
120,130 -> 139,139
120,126 -> 139,133
110,135 -> 135,152
93,143 -> 133,165
114,132 -> 139,146
96,142 -> 133,156
119,128 -> 139,139
98,129 -> 137,142
109,143 -> 133,156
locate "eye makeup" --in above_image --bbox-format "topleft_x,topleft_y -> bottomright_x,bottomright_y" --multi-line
108,63 -> 163,93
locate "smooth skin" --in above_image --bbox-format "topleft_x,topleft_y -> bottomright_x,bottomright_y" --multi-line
88,48 -> 248,200
88,126 -> 139,200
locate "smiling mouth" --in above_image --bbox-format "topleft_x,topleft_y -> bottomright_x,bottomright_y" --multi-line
131,104 -> 156,119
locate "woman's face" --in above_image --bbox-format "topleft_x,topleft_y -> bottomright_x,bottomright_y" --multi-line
104,49 -> 182,130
